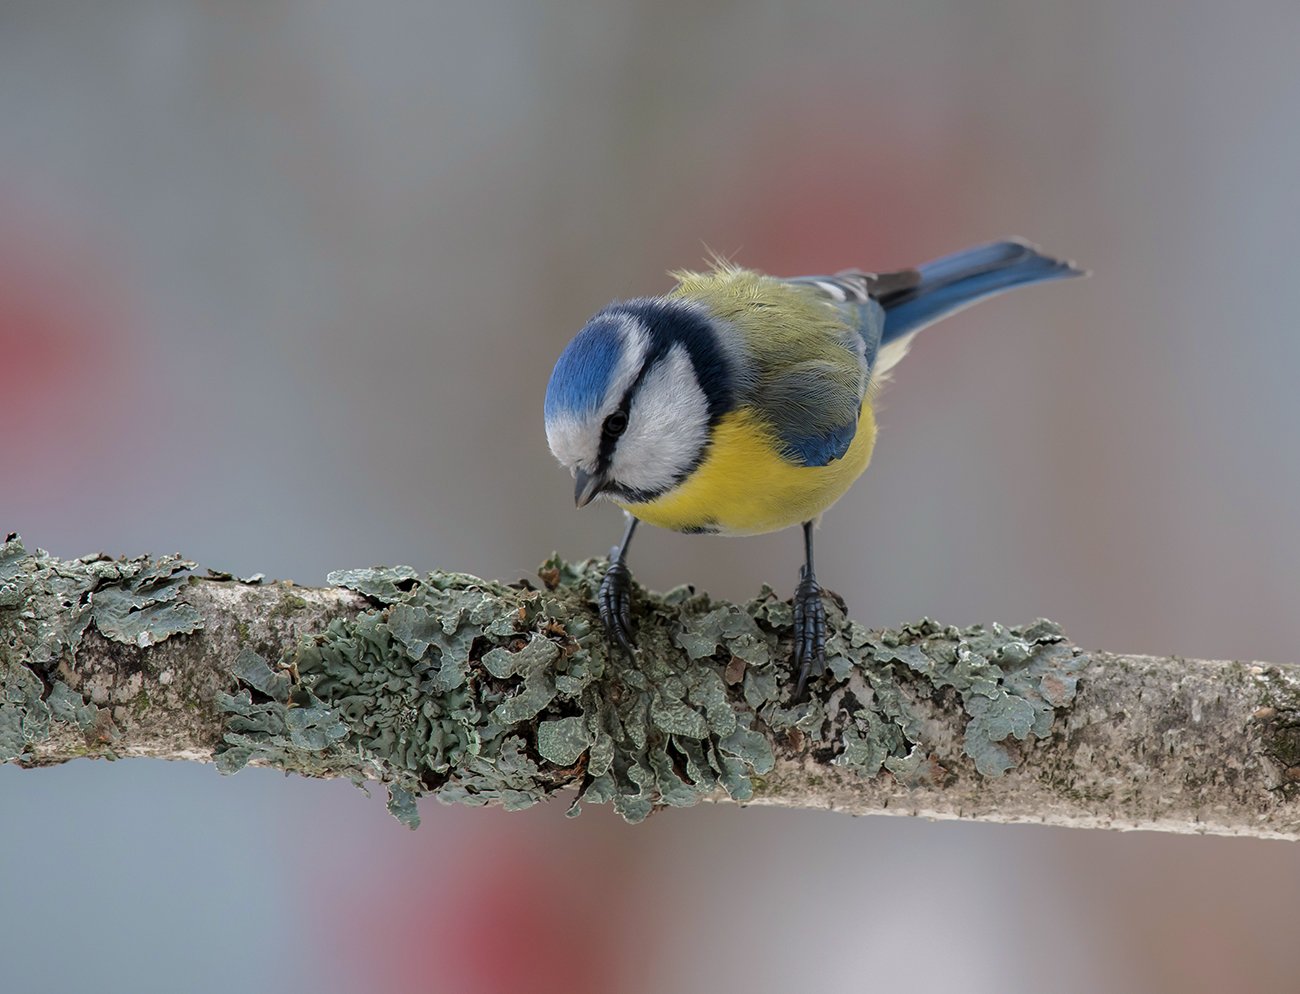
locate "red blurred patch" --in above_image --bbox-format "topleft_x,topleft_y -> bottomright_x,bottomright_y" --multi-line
338,820 -> 634,994
0,209 -> 136,475
687,96 -> 975,275
427,853 -> 617,994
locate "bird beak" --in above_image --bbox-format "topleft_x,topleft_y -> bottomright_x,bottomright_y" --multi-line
574,468 -> 603,508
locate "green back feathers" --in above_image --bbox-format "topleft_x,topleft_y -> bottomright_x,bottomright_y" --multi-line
667,264 -> 868,467
667,264 -> 856,364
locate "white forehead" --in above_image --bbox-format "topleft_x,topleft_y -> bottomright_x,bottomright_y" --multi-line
545,313 -> 649,471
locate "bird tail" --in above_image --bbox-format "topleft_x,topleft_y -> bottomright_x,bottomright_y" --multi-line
876,239 -> 1085,367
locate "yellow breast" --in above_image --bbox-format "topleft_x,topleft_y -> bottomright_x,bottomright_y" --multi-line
616,406 -> 877,536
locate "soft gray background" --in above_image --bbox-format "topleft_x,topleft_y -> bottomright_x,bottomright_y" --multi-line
3,2 -> 1299,992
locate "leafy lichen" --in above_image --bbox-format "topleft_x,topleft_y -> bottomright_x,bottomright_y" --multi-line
0,534 -> 204,762
1,533 -> 1095,829
208,559 -> 779,826
209,555 -> 1090,827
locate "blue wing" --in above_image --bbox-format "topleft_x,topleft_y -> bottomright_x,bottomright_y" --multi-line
762,273 -> 886,467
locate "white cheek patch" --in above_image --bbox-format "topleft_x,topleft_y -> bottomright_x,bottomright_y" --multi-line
612,343 -> 710,493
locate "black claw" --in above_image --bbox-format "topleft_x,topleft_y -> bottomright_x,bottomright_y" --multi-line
792,566 -> 827,699
599,558 -> 637,657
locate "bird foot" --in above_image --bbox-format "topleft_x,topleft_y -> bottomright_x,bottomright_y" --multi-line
599,555 -> 637,657
792,566 -> 826,699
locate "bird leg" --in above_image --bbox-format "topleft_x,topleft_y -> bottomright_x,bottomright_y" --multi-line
793,520 -> 827,699
599,512 -> 639,657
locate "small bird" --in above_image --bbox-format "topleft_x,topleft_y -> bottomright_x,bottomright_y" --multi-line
544,238 -> 1084,697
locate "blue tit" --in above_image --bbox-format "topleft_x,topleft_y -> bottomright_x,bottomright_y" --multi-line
544,238 -> 1085,696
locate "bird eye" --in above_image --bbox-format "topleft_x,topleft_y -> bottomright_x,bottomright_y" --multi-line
602,410 -> 628,438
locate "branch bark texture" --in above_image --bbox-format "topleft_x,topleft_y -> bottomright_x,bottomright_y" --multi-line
3,534 -> 1299,838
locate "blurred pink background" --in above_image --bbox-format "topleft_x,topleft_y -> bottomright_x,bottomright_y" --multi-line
3,2 -> 1300,991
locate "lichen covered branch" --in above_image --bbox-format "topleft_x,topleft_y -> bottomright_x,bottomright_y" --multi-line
3,534 -> 1299,838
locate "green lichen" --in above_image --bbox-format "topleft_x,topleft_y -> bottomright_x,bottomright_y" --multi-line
213,558 -> 786,826
209,555 -> 1089,827
272,593 -> 309,619
0,534 -> 201,761
831,616 -> 1088,777
2,533 -> 1095,829
228,646 -> 290,700
0,536 -> 202,661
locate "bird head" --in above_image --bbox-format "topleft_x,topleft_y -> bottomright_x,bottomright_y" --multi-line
544,301 -> 723,507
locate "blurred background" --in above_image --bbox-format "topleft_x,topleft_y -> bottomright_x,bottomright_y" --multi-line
2,0 -> 1299,991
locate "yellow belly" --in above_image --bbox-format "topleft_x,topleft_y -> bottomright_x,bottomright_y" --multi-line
616,406 -> 877,536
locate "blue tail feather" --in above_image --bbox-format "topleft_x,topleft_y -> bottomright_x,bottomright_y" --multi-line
880,239 -> 1084,345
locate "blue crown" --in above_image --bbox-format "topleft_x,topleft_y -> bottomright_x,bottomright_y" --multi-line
544,318 -> 625,423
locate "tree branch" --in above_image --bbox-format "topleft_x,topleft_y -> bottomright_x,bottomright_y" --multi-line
3,533 -> 1298,837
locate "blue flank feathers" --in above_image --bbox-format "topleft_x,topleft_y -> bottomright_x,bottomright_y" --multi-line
782,418 -> 858,467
